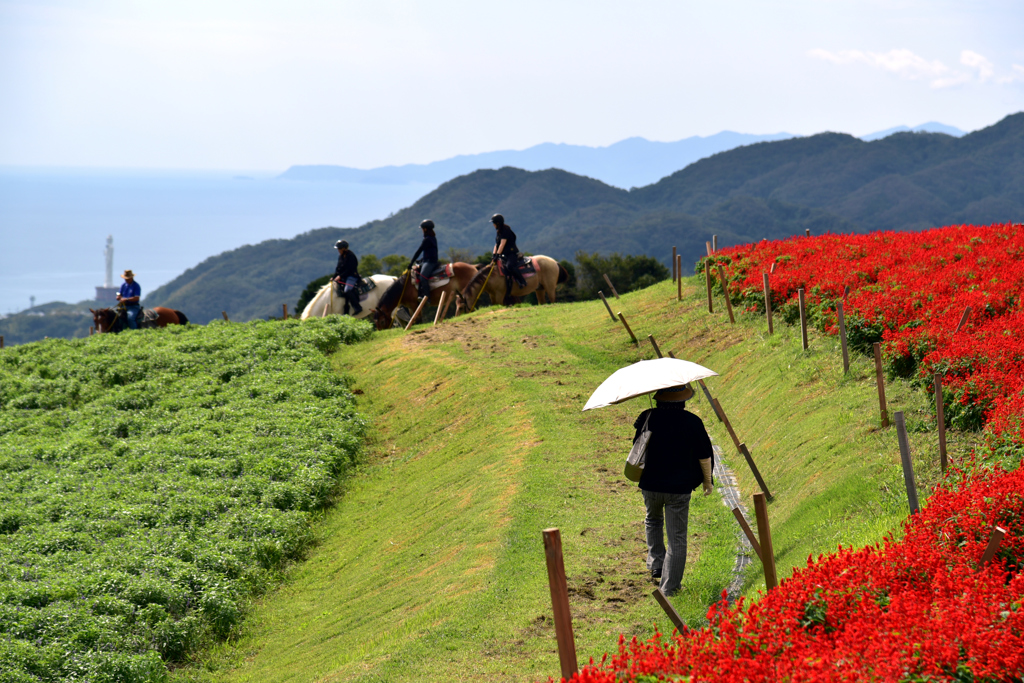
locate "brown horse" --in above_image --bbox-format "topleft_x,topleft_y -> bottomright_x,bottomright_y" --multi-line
458,255 -> 568,312
90,306 -> 189,334
372,262 -> 480,330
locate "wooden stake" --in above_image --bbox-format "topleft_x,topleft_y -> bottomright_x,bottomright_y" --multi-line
542,529 -> 578,680
954,305 -> 972,333
652,589 -> 685,633
894,411 -> 919,514
712,398 -> 742,451
222,311 -> 229,322
763,273 -> 773,335
617,312 -> 638,344
433,291 -> 448,325
705,262 -> 714,313
672,246 -> 677,283
837,301 -> 850,374
739,443 -> 773,501
770,261 -> 776,274
843,285 -> 850,299
873,342 -> 889,428
753,493 -> 778,590
603,274 -> 620,299
676,255 -> 682,302
405,296 -> 429,330
440,289 -> 455,321
706,241 -> 713,257
647,334 -> 663,358
598,291 -> 617,321
716,265 -> 735,324
934,374 -> 947,473
712,234 -> 718,252
981,526 -> 1007,564
282,303 -> 288,320
696,378 -> 723,422
731,507 -> 762,560
89,327 -> 94,336
805,228 -> 811,238
798,288 -> 808,350
0,335 -> 3,348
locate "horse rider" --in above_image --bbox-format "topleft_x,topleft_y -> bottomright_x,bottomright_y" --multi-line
490,213 -> 527,295
332,240 -> 362,315
410,220 -> 439,300
115,269 -> 142,330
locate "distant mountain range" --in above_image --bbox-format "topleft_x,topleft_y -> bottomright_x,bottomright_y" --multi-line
146,114 -> 1021,325
278,123 -> 967,190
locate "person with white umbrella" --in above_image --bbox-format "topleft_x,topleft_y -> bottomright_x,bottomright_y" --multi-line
632,384 -> 714,595
583,358 -> 716,596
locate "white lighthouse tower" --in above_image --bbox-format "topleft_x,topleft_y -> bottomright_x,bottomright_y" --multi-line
94,235 -> 119,303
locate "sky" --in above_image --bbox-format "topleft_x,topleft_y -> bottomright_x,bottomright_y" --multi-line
1,0 -> 1023,171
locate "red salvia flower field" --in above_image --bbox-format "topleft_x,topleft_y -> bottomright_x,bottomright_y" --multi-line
557,224 -> 1024,682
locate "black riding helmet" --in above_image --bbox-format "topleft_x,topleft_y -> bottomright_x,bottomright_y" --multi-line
490,213 -> 504,227
419,220 -> 434,230
334,240 -> 349,249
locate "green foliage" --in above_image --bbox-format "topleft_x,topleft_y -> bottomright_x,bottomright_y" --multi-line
0,316 -> 372,681
0,310 -> 93,346
573,251 -> 670,300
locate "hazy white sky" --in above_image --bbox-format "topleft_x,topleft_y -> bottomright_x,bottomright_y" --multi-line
2,0 -> 1022,170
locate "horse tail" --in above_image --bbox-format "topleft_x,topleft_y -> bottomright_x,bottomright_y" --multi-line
174,311 -> 189,325
557,264 -> 569,284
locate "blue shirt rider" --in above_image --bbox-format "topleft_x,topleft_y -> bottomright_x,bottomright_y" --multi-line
116,270 -> 142,330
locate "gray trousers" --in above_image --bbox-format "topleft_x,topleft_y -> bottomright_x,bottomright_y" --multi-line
642,489 -> 691,596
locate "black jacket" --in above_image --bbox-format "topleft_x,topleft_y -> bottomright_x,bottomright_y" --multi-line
334,251 -> 359,281
412,235 -> 438,263
495,225 -> 518,256
632,403 -> 713,494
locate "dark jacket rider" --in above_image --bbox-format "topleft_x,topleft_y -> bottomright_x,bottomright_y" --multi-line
332,240 -> 362,315
491,214 -> 527,289
411,220 -> 439,299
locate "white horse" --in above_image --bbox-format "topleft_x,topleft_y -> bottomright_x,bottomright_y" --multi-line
300,274 -> 398,321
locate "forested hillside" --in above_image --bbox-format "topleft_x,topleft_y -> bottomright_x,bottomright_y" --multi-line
140,112 -> 1022,324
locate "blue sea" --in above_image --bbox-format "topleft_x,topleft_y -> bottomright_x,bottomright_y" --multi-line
0,167 -> 435,315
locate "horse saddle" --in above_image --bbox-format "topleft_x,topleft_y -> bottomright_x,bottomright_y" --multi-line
414,263 -> 453,290
335,278 -> 375,301
139,308 -> 161,328
498,256 -> 536,279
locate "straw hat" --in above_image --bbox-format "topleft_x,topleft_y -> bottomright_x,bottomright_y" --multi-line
121,269 -> 135,279
654,384 -> 694,403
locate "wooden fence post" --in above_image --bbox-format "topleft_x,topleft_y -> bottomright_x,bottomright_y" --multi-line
934,374 -> 947,472
603,274 -> 620,299
731,507 -> 762,560
739,443 -> 774,501
695,377 -> 723,422
0,335 -> 4,348
753,493 -> 778,590
542,529 -> 578,680
89,327 -> 94,336
672,246 -> 677,283
716,265 -> 735,324
676,255 -> 682,302
894,411 -> 919,514
598,292 -> 617,321
440,289 -> 455,321
222,311 -> 229,322
705,262 -> 714,313
770,261 -> 776,275
837,301 -> 850,374
763,273 -> 773,335
405,296 -> 430,331
805,228 -> 811,238
798,288 -> 808,350
433,291 -> 448,325
647,335 -> 664,358
706,241 -> 713,257
981,526 -> 1007,563
712,399 -> 741,451
617,312 -> 638,344
712,234 -> 718,252
873,342 -> 889,428
652,589 -> 685,633
954,306 -> 972,333
282,303 -> 288,320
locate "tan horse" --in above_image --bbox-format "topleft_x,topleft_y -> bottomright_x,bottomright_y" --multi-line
373,262 -> 480,329
459,255 -> 568,312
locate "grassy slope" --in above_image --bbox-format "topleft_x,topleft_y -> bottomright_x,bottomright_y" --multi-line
183,276 -> 955,682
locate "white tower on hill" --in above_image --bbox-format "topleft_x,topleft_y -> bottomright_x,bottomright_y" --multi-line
95,235 -> 119,304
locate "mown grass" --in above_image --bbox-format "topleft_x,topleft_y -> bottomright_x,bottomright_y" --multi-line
183,275 -> 958,682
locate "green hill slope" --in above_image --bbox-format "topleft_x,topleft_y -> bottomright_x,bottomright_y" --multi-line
145,114 -> 1022,326
183,277 -> 950,682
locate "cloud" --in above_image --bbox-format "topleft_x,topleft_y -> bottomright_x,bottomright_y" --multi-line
810,47 -> 1024,89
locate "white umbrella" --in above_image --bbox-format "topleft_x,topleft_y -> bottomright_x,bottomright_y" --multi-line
582,357 -> 718,411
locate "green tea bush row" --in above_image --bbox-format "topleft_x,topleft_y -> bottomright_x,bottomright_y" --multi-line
0,317 -> 373,681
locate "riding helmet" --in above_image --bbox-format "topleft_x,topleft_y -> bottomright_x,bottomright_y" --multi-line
419,220 -> 434,230
334,240 -> 349,249
490,213 -> 504,226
